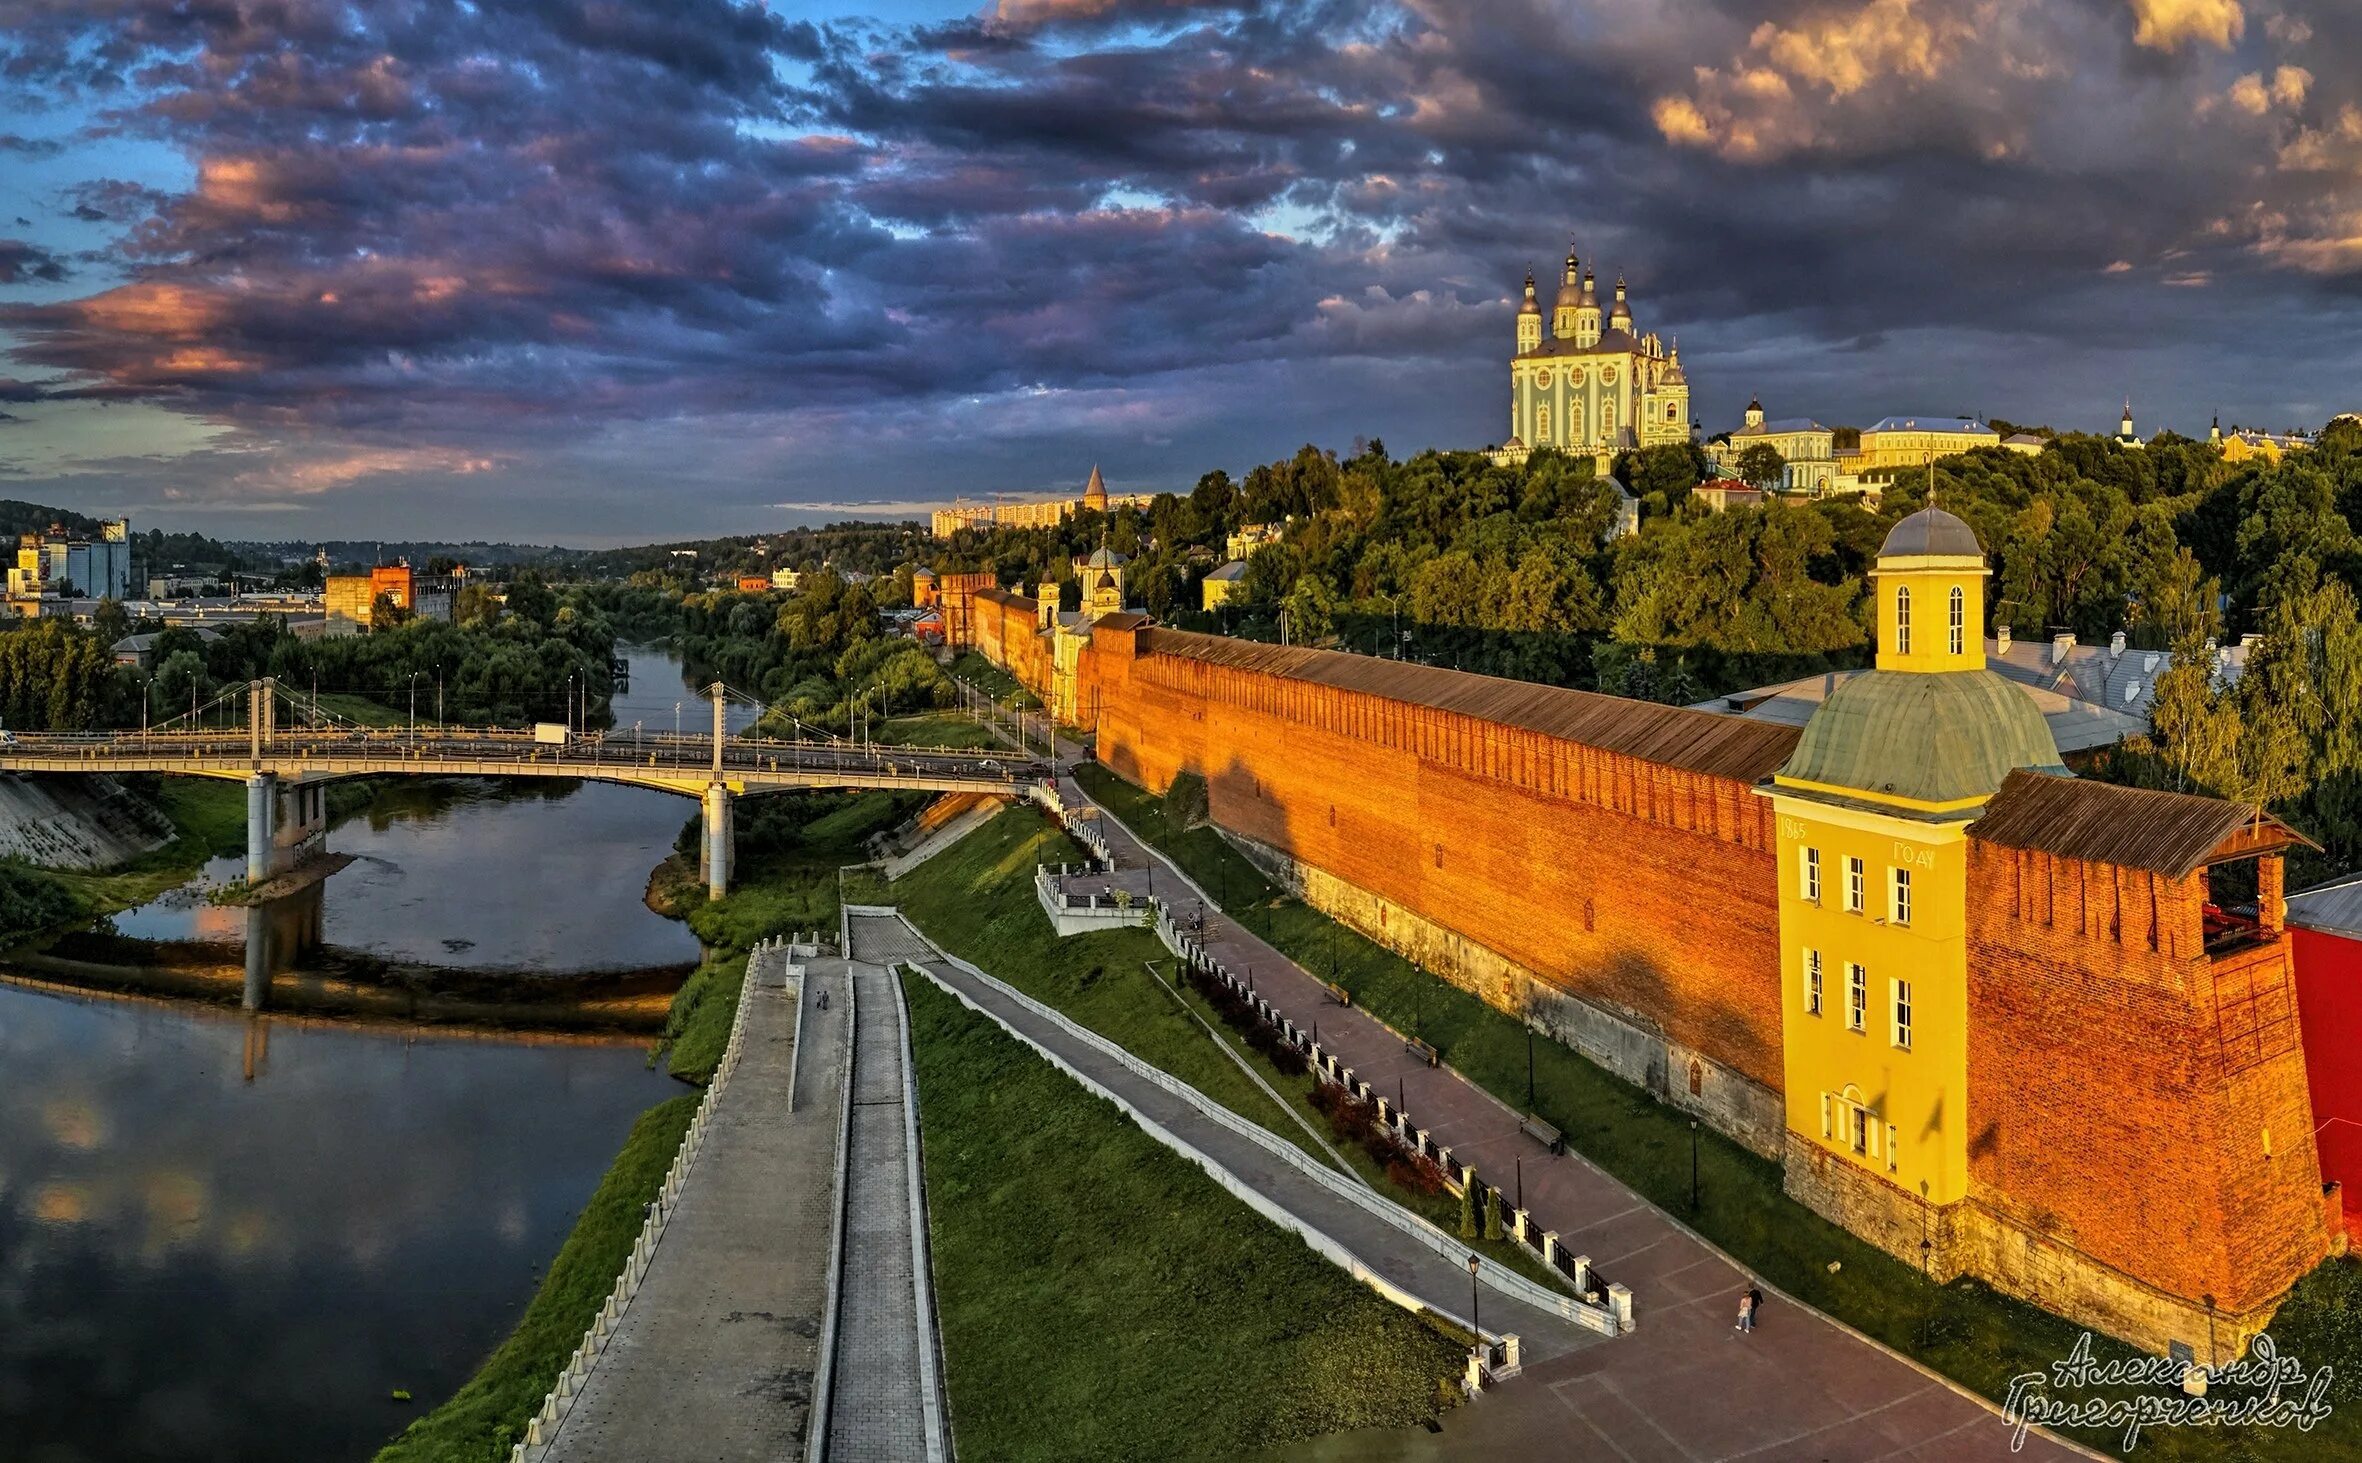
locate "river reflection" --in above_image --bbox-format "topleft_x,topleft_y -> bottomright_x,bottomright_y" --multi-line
0,983 -> 678,1462
0,646 -> 720,1459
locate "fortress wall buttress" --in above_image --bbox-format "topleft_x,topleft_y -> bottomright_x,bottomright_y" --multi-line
1962,841 -> 2332,1356
1091,637 -> 1790,1155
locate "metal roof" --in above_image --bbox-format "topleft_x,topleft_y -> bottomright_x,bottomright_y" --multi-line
1776,669 -> 2066,805
1136,629 -> 1801,782
1879,507 -> 1984,559
1205,560 -> 1248,581
1967,769 -> 2313,877
1093,611 -> 1151,632
1864,416 -> 1996,435
1703,666 -> 2144,754
2288,876 -> 2362,940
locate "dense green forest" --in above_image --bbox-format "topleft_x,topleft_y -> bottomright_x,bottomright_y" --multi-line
929,421 -> 2362,879
573,569 -> 946,733
0,571 -> 613,731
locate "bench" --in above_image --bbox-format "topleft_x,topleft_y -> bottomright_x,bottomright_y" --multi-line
1519,1113 -> 1566,1156
1406,1037 -> 1439,1068
1325,981 -> 1351,1007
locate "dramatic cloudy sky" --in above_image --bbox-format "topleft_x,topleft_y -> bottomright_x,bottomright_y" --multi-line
1,0 -> 2359,541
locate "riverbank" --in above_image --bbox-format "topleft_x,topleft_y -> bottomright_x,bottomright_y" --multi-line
372,1093 -> 699,1463
0,936 -> 682,1033
646,785 -> 930,1083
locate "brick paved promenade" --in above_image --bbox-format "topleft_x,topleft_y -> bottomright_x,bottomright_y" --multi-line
829,917 -> 954,1462
542,959 -> 846,1462
1057,771 -> 2091,1462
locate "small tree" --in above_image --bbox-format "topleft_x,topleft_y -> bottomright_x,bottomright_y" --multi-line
1736,442 -> 1787,491
1458,1183 -> 1478,1238
1484,1187 -> 1506,1242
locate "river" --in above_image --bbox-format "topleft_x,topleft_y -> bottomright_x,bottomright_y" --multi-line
0,644 -> 724,1461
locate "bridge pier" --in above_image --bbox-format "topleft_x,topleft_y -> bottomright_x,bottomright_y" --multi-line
245,773 -> 328,885
246,774 -> 276,885
702,783 -> 733,901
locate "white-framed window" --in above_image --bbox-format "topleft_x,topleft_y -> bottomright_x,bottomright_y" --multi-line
1849,1100 -> 1873,1155
1846,963 -> 1867,1032
1890,867 -> 1913,927
1845,857 -> 1865,914
1948,585 -> 1965,656
1536,403 -> 1551,444
1895,585 -> 1913,655
1800,847 -> 1822,903
1803,949 -> 1824,1016
1892,977 -> 1914,1051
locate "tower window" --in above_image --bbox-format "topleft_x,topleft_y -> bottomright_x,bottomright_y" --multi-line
1804,949 -> 1823,1016
1846,963 -> 1867,1032
1845,856 -> 1865,913
1800,847 -> 1822,903
1949,585 -> 1965,656
1889,868 -> 1912,927
1895,586 -> 1913,655
1536,404 -> 1550,444
1892,977 -> 1914,1051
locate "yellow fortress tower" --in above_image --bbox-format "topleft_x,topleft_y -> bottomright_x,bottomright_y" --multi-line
1766,507 -> 2065,1232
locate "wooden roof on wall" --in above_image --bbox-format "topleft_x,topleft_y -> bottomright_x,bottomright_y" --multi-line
1967,769 -> 2315,878
1135,628 -> 1803,783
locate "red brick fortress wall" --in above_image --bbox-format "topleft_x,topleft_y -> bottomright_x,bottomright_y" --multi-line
1964,841 -> 2332,1351
1088,624 -> 1796,1147
971,587 -> 1052,701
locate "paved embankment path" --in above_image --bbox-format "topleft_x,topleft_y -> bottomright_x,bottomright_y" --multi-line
866,911 -> 1597,1363
826,916 -> 952,1463
542,958 -> 847,1461
1055,772 -> 2092,1462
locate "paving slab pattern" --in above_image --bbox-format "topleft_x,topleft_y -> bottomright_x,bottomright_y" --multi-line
541,963 -> 845,1462
1054,771 -> 2093,1462
822,928 -> 949,1463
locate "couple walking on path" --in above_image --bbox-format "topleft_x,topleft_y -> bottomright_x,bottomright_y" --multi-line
1735,1283 -> 1765,1334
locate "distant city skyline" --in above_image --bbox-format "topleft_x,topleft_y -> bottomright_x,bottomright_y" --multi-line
2,0 -> 2360,542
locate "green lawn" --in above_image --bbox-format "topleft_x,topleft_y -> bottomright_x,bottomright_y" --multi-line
948,650 -> 1037,708
876,710 -> 997,749
904,971 -> 1465,1461
372,1094 -> 698,1462
1072,761 -> 2362,1460
858,807 -> 1333,1165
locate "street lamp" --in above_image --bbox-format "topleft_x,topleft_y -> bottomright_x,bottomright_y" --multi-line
1526,1022 -> 1536,1108
1689,1119 -> 1701,1212
408,672 -> 418,742
1467,1254 -> 1482,1345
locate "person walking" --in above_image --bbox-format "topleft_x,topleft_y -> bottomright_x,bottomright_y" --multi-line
1735,1287 -> 1756,1334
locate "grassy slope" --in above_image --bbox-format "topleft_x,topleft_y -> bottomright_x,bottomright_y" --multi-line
905,971 -> 1462,1461
874,710 -> 997,750
858,805 -> 1333,1164
10,777 -> 249,944
372,1094 -> 697,1463
1073,762 -> 2362,1461
948,650 -> 1037,708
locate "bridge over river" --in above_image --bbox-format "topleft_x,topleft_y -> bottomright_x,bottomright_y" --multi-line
0,677 -> 1049,898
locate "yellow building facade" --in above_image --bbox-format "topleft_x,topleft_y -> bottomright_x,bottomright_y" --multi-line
1852,416 -> 2001,471
1767,509 -> 2063,1212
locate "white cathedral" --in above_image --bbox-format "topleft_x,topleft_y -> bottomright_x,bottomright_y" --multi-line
1496,247 -> 1694,469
